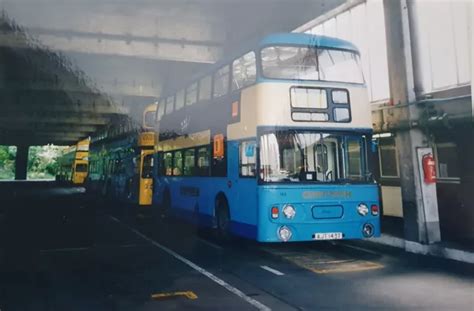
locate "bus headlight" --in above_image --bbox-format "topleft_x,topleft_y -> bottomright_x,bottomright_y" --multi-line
278,226 -> 292,242
282,205 -> 296,219
357,203 -> 369,216
362,223 -> 375,237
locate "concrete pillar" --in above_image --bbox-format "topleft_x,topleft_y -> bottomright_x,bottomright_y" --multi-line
15,145 -> 29,180
383,0 -> 441,244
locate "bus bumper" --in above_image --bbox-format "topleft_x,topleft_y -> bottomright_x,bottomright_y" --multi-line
257,219 -> 381,242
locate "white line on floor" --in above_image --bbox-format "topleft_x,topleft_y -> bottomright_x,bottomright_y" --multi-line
197,237 -> 223,250
109,216 -> 271,311
260,265 -> 285,276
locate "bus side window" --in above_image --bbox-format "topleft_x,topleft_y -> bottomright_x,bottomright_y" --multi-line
232,51 -> 256,91
173,151 -> 183,176
197,147 -> 210,176
239,140 -> 256,177
183,149 -> 195,176
199,76 -> 212,102
213,65 -> 230,98
163,152 -> 173,176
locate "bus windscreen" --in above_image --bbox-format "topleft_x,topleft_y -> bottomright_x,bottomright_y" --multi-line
259,130 -> 368,183
261,46 -> 364,84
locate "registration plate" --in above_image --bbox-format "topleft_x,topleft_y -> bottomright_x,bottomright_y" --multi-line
313,232 -> 343,240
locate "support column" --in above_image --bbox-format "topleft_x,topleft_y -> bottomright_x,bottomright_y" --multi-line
383,0 -> 441,244
15,145 -> 29,180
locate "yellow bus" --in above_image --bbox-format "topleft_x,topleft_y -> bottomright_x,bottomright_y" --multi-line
87,104 -> 156,212
58,138 -> 90,185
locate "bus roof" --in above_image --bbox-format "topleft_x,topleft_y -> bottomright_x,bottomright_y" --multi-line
158,33 -> 360,99
258,33 -> 359,52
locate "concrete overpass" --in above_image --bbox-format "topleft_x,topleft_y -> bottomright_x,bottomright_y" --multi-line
0,0 -> 344,179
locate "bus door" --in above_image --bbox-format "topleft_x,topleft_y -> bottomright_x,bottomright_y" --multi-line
139,150 -> 154,205
234,140 -> 258,227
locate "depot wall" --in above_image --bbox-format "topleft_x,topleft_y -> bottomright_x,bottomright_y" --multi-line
295,0 -> 474,242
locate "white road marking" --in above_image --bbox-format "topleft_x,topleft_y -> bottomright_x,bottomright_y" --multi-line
109,216 -> 271,311
260,265 -> 285,276
198,237 -> 223,250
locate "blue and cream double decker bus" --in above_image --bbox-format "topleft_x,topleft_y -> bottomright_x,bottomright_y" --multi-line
153,33 -> 380,242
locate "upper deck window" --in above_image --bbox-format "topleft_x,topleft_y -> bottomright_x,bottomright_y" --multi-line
232,52 -> 256,91
290,88 -> 327,109
144,111 -> 155,128
213,65 -> 230,98
199,75 -> 212,101
157,100 -> 165,121
165,96 -> 174,114
261,46 -> 364,84
186,82 -> 198,106
319,50 -> 364,84
176,89 -> 185,110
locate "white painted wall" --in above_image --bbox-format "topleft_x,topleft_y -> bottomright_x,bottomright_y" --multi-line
410,0 -> 472,94
300,0 -> 391,104
297,0 -> 472,102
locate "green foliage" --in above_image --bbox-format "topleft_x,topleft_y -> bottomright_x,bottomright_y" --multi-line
0,146 -> 17,180
0,145 -> 68,180
27,145 -> 68,180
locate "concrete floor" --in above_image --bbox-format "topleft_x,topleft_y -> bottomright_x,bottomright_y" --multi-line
0,184 -> 473,310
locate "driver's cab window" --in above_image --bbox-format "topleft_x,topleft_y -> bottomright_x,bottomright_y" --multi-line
315,139 -> 338,181
142,154 -> 154,178
290,134 -> 338,182
346,138 -> 363,178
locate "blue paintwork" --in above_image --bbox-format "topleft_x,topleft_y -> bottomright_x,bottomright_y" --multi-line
258,33 -> 359,52
312,205 -> 344,219
153,138 -> 380,243
257,184 -> 380,242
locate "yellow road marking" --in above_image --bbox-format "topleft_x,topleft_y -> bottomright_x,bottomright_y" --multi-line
151,291 -> 198,301
309,261 -> 384,274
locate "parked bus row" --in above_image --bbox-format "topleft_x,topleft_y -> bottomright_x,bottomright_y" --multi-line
84,33 -> 381,242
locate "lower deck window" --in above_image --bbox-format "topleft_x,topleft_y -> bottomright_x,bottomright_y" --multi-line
173,151 -> 183,176
163,152 -> 173,176
197,147 -> 210,176
184,149 -> 195,176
